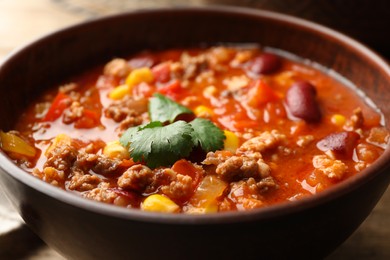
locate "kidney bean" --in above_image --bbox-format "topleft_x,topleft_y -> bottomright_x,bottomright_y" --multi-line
317,131 -> 360,158
285,81 -> 322,122
249,53 -> 281,75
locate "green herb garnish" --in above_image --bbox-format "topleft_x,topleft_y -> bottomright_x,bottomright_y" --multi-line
120,94 -> 225,168
148,93 -> 193,123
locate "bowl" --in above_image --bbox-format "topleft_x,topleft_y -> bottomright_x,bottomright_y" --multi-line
0,6 -> 389,259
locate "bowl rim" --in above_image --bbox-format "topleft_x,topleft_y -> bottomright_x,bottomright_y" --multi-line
0,5 -> 389,225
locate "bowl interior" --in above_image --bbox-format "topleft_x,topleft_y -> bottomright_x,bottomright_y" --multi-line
0,7 -> 390,260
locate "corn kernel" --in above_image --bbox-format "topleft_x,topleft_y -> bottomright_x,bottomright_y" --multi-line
125,67 -> 154,87
0,131 -> 36,157
109,84 -> 130,100
223,130 -> 239,153
331,114 -> 346,127
103,141 -> 130,160
194,105 -> 214,118
141,194 -> 179,213
45,134 -> 71,156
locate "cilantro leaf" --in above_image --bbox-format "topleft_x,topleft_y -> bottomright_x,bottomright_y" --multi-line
128,120 -> 194,168
149,93 -> 193,123
119,123 -> 148,148
190,118 -> 226,152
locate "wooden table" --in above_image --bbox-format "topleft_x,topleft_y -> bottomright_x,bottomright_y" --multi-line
0,0 -> 389,259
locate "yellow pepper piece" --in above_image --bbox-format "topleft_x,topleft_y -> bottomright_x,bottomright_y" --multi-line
331,114 -> 346,127
194,105 -> 214,118
0,131 -> 36,157
141,194 -> 179,213
223,130 -> 239,153
109,84 -> 130,100
125,67 -> 154,88
103,141 -> 129,160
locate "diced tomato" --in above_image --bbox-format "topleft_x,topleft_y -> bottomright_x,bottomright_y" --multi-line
171,159 -> 202,187
74,109 -> 100,129
157,80 -> 184,100
120,158 -> 137,168
247,79 -> 279,107
43,92 -> 71,121
152,62 -> 171,83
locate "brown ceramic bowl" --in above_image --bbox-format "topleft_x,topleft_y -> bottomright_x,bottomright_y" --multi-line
0,7 -> 389,259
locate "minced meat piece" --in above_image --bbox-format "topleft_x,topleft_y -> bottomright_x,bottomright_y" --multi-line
117,165 -> 154,192
104,58 -> 131,77
74,150 -> 122,175
367,126 -> 389,147
67,172 -> 102,192
202,150 -> 233,166
161,174 -> 194,200
215,156 -> 271,182
45,144 -> 77,176
344,107 -> 364,131
83,182 -> 119,203
313,155 -> 347,179
62,101 -> 84,124
238,130 -> 286,156
228,180 -> 265,210
171,52 -> 209,80
247,176 -> 278,193
32,167 -> 65,187
105,96 -> 147,123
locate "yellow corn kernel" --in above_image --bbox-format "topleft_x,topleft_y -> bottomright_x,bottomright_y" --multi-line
223,130 -> 239,153
109,84 -> 130,100
125,67 -> 154,87
194,105 -> 214,118
103,141 -> 129,160
0,131 -> 36,157
141,194 -> 180,213
331,114 -> 346,127
45,134 -> 71,156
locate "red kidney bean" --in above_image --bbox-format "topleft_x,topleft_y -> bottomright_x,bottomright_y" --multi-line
249,53 -> 281,75
285,81 -> 322,122
317,131 -> 360,158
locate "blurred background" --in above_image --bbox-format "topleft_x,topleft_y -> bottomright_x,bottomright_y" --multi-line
0,0 -> 389,259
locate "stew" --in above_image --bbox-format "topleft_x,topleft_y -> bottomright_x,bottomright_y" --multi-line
1,46 -> 388,213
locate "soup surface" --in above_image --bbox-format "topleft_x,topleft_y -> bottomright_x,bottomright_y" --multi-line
1,46 -> 388,213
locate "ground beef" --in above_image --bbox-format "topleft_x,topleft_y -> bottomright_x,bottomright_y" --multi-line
344,107 -> 364,131
237,130 -> 286,156
228,180 -> 265,210
104,96 -> 147,132
171,52 -> 209,80
247,176 -> 278,193
117,165 -> 154,192
32,167 -> 65,187
62,101 -> 84,124
215,155 -> 270,182
161,174 -> 194,200
45,144 -> 77,176
367,127 -> 389,147
313,155 -> 347,179
203,151 -> 271,182
83,182 -> 119,203
103,58 -> 131,78
74,150 -> 122,175
67,171 -> 102,192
